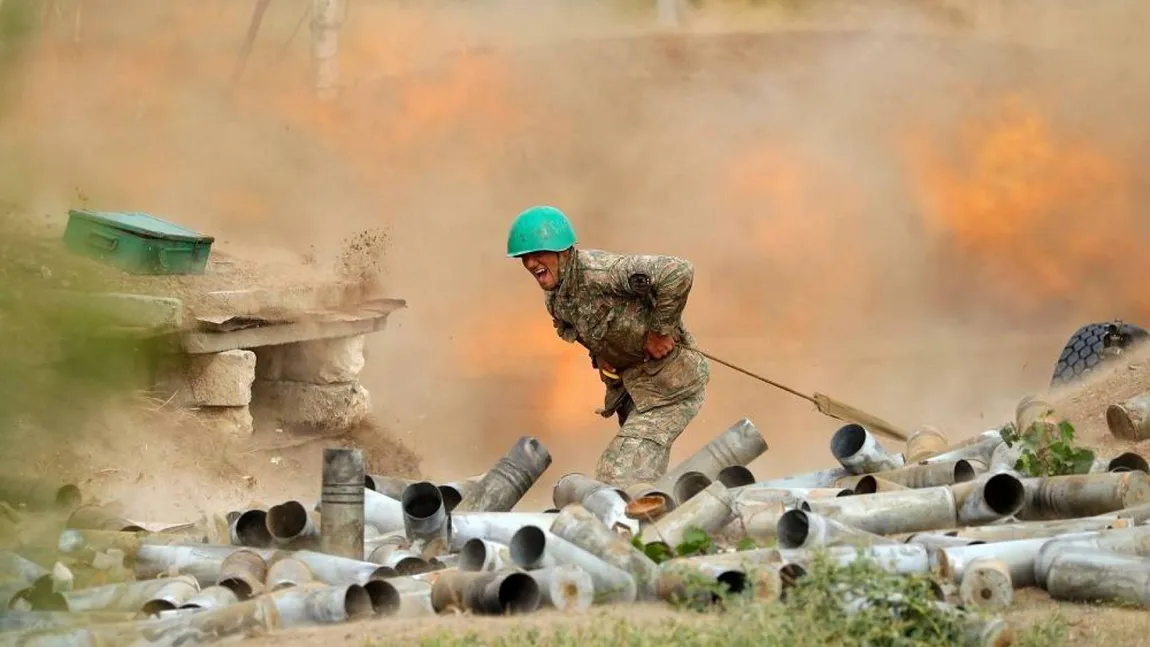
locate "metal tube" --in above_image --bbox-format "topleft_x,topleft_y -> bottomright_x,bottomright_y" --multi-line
0,477 -> 82,512
1033,525 -> 1150,587
549,503 -> 659,597
387,577 -> 434,618
132,544 -> 246,585
320,447 -> 365,560
1113,502 -> 1150,524
776,509 -> 900,550
806,486 -> 957,535
653,418 -> 768,494
58,528 -> 194,562
958,558 -> 1013,610
429,569 -> 541,615
953,517 -> 1130,543
1018,472 -> 1150,521
638,481 -> 733,553
866,460 -> 976,489
526,565 -> 593,611
468,570 -> 541,615
363,474 -> 415,499
362,488 -> 405,534
655,555 -> 752,605
400,481 -> 450,548
453,436 -> 552,513
733,486 -> 853,502
851,476 -> 910,494
448,512 -> 557,550
1016,396 -> 1061,440
644,480 -> 731,551
217,549 -> 267,599
140,577 -> 201,616
132,544 -> 391,589
362,580 -> 401,616
229,509 -> 273,547
270,582 -> 375,624
6,582 -> 377,645
830,423 -> 904,474
0,611 -> 138,633
458,538 -> 509,572
1107,392 -> 1150,441
0,550 -> 49,585
291,549 -> 395,586
624,483 -> 675,513
779,545 -> 931,575
266,501 -> 320,547
921,431 -> 1003,469
505,526 -> 559,570
717,465 -> 756,488
989,442 -> 1021,471
178,585 -> 240,611
904,533 -> 986,550
1043,549 -> 1150,606
581,487 -> 641,537
508,526 -> 637,603
366,542 -> 430,575
721,500 -> 789,542
439,473 -> 486,514
66,505 -> 146,533
934,536 -> 1094,587
62,574 -> 201,613
672,471 -> 713,504
951,472 -> 1025,525
1090,451 -> 1150,474
751,467 -> 852,489
264,556 -> 314,591
905,425 -> 949,463
552,473 -> 628,508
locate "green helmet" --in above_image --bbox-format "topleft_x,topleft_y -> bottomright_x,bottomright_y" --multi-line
506,205 -> 577,258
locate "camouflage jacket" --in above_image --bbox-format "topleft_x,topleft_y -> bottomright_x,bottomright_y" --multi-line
545,248 -> 710,415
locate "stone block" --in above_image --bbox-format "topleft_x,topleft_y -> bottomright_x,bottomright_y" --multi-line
251,380 -> 371,433
190,406 -> 254,440
184,350 -> 257,407
254,336 -> 366,385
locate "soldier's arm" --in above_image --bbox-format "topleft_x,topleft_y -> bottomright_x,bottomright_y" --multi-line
545,296 -> 579,343
608,254 -> 695,336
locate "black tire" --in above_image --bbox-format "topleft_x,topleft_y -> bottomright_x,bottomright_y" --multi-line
1050,321 -> 1150,387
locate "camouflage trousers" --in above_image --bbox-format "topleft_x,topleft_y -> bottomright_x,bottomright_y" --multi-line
593,387 -> 706,489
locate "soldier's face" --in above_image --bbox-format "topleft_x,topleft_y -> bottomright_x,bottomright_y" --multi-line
521,251 -> 561,291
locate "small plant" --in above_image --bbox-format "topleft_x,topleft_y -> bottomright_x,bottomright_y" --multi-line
1000,415 -> 1095,477
632,525 -> 719,564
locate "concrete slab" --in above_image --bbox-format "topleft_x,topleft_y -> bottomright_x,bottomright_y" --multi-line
180,298 -> 405,354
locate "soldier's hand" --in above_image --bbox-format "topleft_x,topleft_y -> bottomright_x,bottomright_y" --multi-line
644,331 -> 675,360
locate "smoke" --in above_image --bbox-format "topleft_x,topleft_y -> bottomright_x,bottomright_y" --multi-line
3,0 -> 1150,507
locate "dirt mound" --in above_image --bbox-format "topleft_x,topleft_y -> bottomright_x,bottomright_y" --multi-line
1048,343 -> 1150,454
0,394 -> 422,525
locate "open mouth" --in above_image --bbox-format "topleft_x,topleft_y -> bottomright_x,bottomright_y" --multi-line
532,267 -> 549,282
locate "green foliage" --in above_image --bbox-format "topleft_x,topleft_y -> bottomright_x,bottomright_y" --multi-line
1010,611 -> 1071,647
1000,415 -> 1095,477
0,227 -> 159,450
675,526 -> 716,557
406,551 -> 1060,647
735,536 -> 759,551
633,525 -> 721,564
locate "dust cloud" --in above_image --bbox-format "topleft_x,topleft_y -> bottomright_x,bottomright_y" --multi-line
3,0 -> 1150,509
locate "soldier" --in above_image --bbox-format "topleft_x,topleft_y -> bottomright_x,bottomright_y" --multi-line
505,205 -> 710,488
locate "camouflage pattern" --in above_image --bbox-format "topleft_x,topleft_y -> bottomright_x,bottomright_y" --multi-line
544,248 -> 710,488
594,388 -> 707,486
